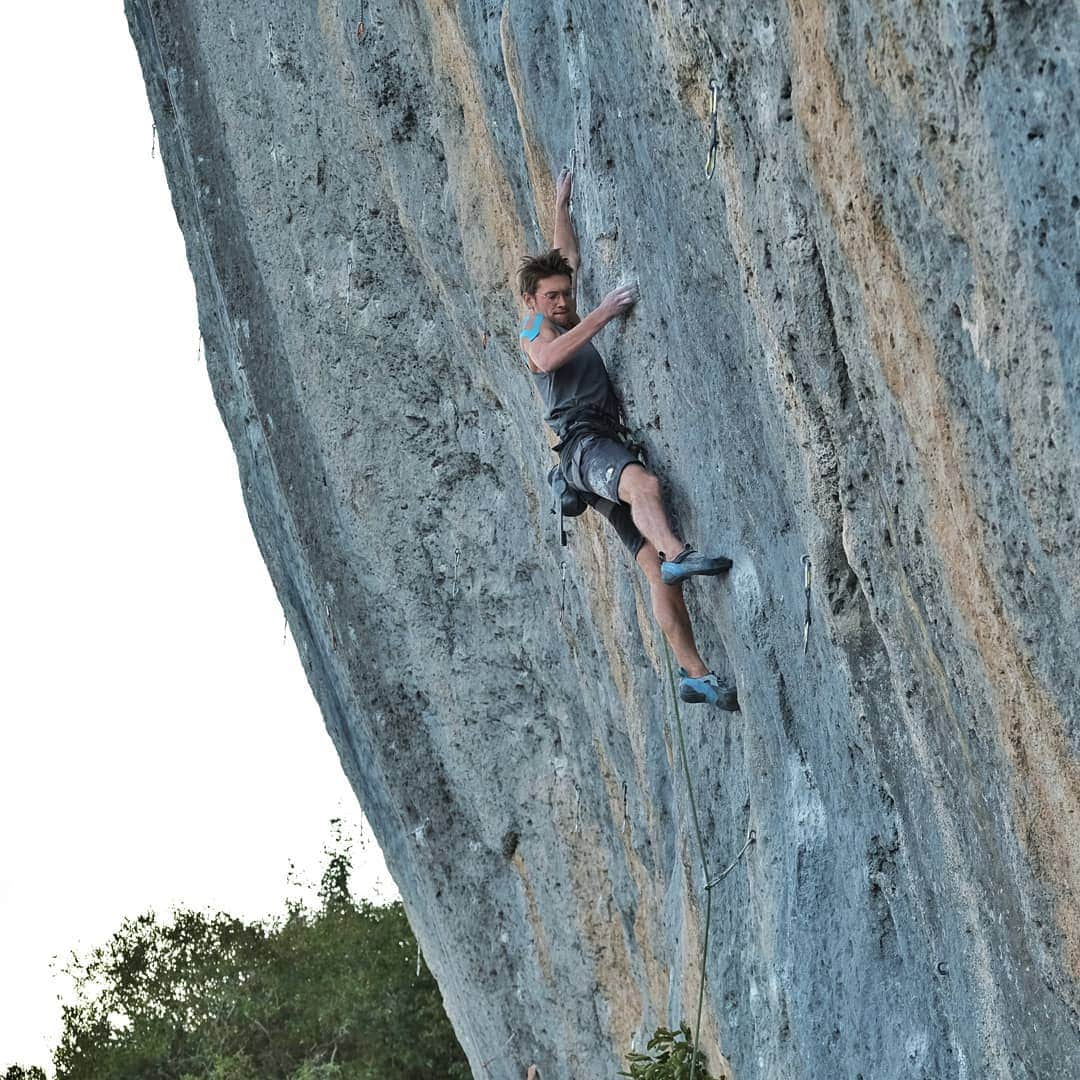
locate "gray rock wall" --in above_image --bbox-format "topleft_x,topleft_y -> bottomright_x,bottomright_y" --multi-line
127,1 -> 1078,1076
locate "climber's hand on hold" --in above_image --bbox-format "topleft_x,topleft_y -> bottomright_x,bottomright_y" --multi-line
555,167 -> 573,209
598,283 -> 638,322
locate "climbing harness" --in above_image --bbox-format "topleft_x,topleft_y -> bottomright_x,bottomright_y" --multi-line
802,554 -> 812,654
556,404 -> 646,466
705,79 -> 720,180
545,405 -> 641,549
662,640 -> 755,1080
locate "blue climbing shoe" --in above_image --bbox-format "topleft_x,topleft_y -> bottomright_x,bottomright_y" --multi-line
660,545 -> 733,586
678,669 -> 740,711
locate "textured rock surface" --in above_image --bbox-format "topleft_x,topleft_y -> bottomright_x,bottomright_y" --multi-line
127,1 -> 1078,1076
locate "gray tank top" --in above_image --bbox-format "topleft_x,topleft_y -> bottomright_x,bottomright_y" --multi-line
520,314 -> 621,437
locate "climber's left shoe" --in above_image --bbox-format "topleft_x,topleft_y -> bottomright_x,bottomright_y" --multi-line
660,545 -> 732,586
678,669 -> 740,712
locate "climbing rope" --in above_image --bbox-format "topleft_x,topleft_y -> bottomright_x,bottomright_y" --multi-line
661,641 -> 755,1080
705,79 -> 720,180
357,0 -> 367,42
802,555 -> 812,654
662,641 -> 712,1080
663,645 -> 711,880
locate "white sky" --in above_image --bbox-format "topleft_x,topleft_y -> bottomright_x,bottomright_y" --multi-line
0,8 -> 397,1069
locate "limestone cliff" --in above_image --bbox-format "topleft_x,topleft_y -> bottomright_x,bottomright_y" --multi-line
126,1 -> 1078,1076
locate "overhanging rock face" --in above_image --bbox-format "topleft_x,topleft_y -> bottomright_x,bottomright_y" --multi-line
127,2 -> 1078,1076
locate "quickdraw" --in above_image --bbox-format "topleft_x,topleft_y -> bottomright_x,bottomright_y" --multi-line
479,1030 -> 517,1074
705,79 -> 720,180
705,826 -> 756,890
568,146 -> 577,221
802,554 -> 813,654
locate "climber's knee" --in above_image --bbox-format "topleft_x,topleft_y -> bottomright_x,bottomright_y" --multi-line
618,464 -> 660,505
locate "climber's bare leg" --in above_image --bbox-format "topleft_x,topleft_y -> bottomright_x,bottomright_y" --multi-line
636,542 -> 709,677
618,465 -> 683,559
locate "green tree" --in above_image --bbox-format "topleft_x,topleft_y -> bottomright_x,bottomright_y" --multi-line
3,1068 -> 48,1080
620,1023 -> 721,1080
52,824 -> 469,1080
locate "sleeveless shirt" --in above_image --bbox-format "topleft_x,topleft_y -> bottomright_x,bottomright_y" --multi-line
519,314 -> 621,438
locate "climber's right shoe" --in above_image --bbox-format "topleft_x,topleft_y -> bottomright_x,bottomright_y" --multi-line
678,669 -> 740,712
660,545 -> 733,585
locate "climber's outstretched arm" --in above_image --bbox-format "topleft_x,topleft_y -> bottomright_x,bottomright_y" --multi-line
553,168 -> 579,278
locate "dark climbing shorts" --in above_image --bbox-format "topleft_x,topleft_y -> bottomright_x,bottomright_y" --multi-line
561,434 -> 645,558
586,492 -> 646,558
565,434 -> 640,503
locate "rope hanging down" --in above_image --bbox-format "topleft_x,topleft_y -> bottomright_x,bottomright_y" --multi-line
662,641 -> 755,1080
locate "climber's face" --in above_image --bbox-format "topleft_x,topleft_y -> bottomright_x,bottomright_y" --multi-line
528,274 -> 576,329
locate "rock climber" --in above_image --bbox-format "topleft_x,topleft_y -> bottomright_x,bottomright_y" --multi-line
517,167 -> 738,710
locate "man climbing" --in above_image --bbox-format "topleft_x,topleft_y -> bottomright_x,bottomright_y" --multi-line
517,168 -> 738,710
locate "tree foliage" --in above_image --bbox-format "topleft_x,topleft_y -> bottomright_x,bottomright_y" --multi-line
50,824 -> 469,1080
620,1024 -> 721,1080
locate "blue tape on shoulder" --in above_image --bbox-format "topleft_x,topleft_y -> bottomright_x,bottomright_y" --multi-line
520,313 -> 542,342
